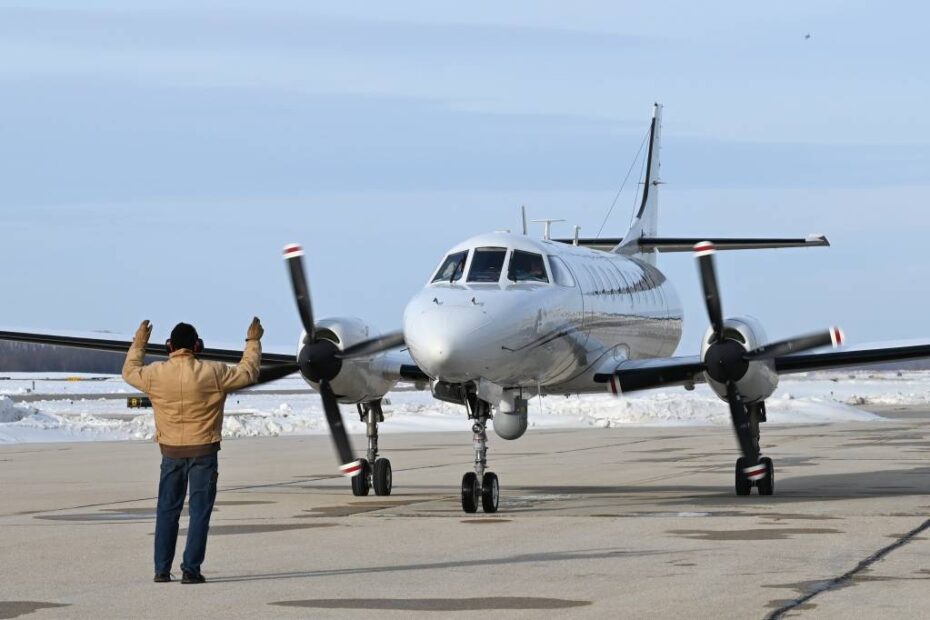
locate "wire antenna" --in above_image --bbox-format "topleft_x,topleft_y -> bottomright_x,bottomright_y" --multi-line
595,127 -> 649,239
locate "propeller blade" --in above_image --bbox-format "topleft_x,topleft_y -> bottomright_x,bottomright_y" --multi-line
283,243 -> 315,341
726,382 -> 768,482
336,330 -> 406,360
726,381 -> 760,466
694,241 -> 725,339
743,326 -> 844,361
318,379 -> 361,477
254,363 -> 300,386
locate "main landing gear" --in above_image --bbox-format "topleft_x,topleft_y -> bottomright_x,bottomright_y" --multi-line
734,402 -> 774,496
351,399 -> 392,496
461,396 -> 499,513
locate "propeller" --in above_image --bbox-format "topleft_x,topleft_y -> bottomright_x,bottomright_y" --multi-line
282,243 -> 407,477
693,241 -> 843,479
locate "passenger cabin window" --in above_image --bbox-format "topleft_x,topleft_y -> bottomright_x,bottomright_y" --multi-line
467,247 -> 507,283
431,250 -> 468,283
548,256 -> 575,287
507,250 -> 549,283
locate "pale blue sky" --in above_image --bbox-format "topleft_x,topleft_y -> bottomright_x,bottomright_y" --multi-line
1,1 -> 929,353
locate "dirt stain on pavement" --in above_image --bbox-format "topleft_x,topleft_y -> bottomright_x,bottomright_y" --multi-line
0,601 -> 69,619
270,597 -> 591,611
300,499 -> 426,518
36,509 -> 162,522
178,523 -> 337,536
758,513 -> 840,522
669,527 -> 841,541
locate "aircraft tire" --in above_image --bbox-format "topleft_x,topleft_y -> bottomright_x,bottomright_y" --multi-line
462,472 -> 479,513
373,458 -> 392,496
481,472 -> 499,513
351,459 -> 371,496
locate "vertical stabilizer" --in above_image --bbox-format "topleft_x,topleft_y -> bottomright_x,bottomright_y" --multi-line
619,103 -> 662,263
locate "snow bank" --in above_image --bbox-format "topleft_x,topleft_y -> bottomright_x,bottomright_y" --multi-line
0,369 -> 905,444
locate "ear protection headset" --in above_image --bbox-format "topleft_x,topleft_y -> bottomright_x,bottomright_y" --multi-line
166,337 -> 204,354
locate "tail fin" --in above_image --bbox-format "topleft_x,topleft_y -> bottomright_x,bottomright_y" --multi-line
554,104 -> 831,256
618,103 -> 663,263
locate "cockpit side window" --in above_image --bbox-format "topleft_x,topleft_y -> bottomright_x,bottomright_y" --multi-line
431,250 -> 468,283
547,256 -> 575,287
467,247 -> 507,283
507,250 -> 549,283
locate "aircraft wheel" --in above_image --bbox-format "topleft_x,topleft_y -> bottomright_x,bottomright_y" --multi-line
757,457 -> 775,496
351,459 -> 371,496
462,472 -> 480,513
373,458 -> 392,496
735,457 -> 752,496
481,472 -> 499,513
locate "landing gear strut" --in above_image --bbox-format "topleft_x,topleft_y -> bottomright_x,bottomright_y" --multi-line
461,396 -> 499,513
734,401 -> 774,496
351,400 -> 392,496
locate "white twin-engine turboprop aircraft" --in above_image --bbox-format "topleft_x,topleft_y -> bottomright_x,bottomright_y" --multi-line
6,103 -> 930,514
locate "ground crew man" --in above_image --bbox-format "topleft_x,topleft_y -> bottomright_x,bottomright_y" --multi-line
122,317 -> 263,584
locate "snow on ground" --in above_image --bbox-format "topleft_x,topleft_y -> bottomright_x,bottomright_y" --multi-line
0,370 -> 925,444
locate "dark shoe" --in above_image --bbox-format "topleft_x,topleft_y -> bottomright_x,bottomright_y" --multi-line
153,573 -> 172,583
181,570 -> 206,584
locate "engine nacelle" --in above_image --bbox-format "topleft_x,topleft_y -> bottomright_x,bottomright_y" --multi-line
297,317 -> 398,404
701,316 -> 779,404
493,393 -> 528,440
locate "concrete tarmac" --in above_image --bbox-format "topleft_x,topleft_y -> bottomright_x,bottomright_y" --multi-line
2,407 -> 930,619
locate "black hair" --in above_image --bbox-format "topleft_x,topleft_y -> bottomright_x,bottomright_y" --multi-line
170,322 -> 199,351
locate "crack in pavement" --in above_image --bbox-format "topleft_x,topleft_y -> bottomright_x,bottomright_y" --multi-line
766,517 -> 930,619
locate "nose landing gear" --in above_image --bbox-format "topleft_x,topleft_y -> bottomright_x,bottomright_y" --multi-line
461,397 -> 499,513
351,400 -> 392,496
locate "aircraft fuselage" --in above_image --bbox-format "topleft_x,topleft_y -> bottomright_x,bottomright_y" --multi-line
403,231 -> 682,393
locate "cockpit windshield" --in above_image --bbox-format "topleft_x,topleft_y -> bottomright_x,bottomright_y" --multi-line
431,250 -> 468,283
507,250 -> 549,283
467,247 -> 507,283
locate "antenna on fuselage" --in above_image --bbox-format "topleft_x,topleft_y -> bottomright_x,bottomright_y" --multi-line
531,219 -> 566,241
521,205 -> 528,235
573,225 -> 581,246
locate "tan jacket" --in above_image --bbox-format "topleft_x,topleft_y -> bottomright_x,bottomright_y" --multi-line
122,341 -> 261,447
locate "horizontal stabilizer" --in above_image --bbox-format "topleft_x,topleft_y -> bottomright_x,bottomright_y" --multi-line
631,235 -> 829,252
553,234 -> 828,253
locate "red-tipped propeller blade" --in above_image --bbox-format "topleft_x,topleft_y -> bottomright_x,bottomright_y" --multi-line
743,327 -> 844,361
726,381 -> 760,467
282,242 -> 358,476
254,363 -> 300,386
336,331 -> 406,360
318,379 -> 360,477
282,244 -> 315,342
694,241 -> 725,340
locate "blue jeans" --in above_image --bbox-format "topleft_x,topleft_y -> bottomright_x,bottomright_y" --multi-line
154,454 -> 218,575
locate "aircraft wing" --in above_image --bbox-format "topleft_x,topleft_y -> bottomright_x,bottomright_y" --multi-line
0,329 -> 430,386
595,342 -> 930,394
594,356 -> 705,393
0,329 -> 295,365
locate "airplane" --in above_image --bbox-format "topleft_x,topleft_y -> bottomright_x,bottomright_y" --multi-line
5,103 -> 930,514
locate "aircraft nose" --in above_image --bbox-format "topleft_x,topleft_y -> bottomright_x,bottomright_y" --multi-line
404,304 -> 492,382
